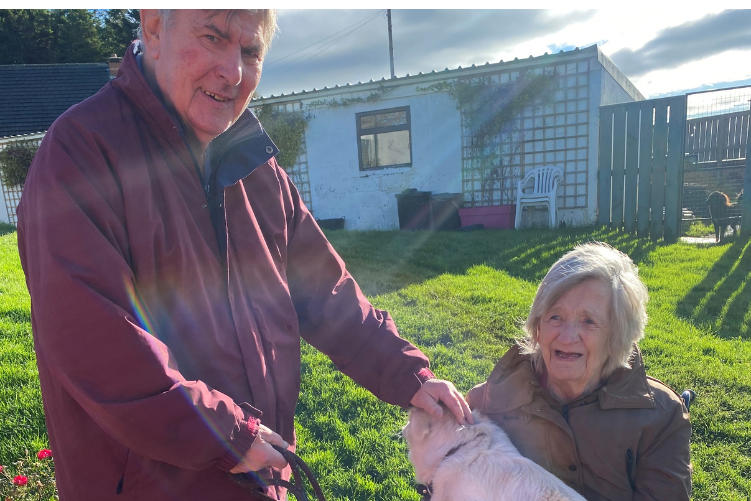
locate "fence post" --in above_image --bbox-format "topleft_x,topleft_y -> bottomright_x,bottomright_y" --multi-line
624,103 -> 640,233
664,96 -> 687,243
637,104 -> 654,238
743,120 -> 751,238
598,107 -> 613,226
611,106 -> 626,229
651,103 -> 669,240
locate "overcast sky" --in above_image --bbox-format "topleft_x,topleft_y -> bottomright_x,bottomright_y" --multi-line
254,8 -> 751,99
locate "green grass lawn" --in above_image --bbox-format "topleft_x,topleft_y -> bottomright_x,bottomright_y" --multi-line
0,223 -> 48,465
1,222 -> 750,500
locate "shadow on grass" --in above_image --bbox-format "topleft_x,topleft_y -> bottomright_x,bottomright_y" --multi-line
0,308 -> 31,325
0,223 -> 16,237
326,225 -> 660,297
676,237 -> 751,340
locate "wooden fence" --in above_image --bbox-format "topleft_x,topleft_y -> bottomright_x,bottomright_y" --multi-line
598,96 -> 687,242
685,110 -> 749,168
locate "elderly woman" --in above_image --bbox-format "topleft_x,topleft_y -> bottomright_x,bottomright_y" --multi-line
466,242 -> 691,501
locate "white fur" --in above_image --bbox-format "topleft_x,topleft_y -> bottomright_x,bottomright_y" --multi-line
402,407 -> 586,501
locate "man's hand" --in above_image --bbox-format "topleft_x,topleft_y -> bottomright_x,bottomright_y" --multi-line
229,424 -> 289,473
410,378 -> 474,425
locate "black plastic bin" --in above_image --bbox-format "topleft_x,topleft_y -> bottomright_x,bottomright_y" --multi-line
431,193 -> 464,231
315,217 -> 345,230
395,189 -> 433,230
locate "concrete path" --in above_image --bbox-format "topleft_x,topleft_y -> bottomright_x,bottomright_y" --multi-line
680,236 -> 717,244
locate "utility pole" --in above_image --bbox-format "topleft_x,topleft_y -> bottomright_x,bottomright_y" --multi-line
387,9 -> 395,79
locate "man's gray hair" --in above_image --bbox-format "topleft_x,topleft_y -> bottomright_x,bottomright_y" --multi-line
137,9 -> 278,56
519,242 -> 649,379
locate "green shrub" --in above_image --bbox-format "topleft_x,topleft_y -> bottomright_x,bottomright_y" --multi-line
254,104 -> 310,169
0,141 -> 38,188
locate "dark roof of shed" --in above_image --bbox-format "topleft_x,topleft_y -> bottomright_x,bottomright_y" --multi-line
0,63 -> 111,138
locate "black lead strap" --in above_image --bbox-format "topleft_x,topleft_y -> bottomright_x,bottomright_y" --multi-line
414,441 -> 466,501
231,445 -> 326,501
416,482 -> 433,501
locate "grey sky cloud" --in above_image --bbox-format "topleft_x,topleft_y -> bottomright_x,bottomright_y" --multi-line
393,10 -> 596,73
256,9 -> 597,97
609,9 -> 751,77
255,9 -> 751,99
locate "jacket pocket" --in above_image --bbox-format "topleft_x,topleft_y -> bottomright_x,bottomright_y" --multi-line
117,448 -> 142,496
626,448 -> 636,492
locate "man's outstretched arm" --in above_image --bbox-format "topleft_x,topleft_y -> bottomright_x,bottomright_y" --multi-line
279,165 -> 471,423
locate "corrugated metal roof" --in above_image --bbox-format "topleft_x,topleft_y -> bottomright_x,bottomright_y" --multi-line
0,63 -> 111,138
254,45 -> 601,102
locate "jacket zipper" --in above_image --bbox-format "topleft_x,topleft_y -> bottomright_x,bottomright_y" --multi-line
626,448 -> 636,492
561,404 -> 570,423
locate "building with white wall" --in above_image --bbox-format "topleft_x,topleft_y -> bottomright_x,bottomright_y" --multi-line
255,44 -> 643,230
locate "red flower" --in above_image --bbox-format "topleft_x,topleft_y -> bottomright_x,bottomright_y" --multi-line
37,449 -> 52,460
0,465 -> 3,473
13,475 -> 28,486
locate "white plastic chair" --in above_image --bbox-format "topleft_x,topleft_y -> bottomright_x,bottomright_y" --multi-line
514,166 -> 563,229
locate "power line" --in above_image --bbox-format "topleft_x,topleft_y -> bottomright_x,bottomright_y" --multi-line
262,10 -> 385,85
265,10 -> 384,68
264,10 -> 384,76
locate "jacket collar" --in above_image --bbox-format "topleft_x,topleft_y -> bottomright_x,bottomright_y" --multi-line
597,345 -> 656,409
111,42 -> 183,144
206,110 -> 279,188
111,42 -> 279,185
482,344 -> 656,414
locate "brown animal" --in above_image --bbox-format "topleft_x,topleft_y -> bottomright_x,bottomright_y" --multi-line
706,191 -> 732,243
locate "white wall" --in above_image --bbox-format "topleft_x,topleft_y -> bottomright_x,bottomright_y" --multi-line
262,46 -> 643,231
600,69 -> 637,107
304,87 -> 462,230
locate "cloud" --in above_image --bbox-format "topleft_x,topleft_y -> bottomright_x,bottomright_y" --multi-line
255,8 -> 751,99
630,48 -> 751,97
609,9 -> 751,77
258,10 -> 390,95
256,9 -> 597,97
378,10 -> 597,76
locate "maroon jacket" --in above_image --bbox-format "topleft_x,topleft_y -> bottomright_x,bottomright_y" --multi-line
17,46 -> 432,500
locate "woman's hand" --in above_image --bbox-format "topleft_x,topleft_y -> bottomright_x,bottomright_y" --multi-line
229,424 -> 289,473
410,378 -> 475,425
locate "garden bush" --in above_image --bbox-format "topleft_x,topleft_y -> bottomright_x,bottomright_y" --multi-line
0,141 -> 38,188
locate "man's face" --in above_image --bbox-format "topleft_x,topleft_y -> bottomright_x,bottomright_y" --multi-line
149,10 -> 265,149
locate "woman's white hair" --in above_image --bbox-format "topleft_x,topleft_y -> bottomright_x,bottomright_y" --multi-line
519,242 -> 649,379
137,9 -> 278,57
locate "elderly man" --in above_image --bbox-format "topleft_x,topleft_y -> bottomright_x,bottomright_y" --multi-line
17,9 -> 471,501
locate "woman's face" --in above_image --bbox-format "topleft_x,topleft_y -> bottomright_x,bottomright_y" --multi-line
537,278 -> 612,401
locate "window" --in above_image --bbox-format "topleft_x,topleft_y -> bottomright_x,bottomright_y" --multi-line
356,106 -> 412,170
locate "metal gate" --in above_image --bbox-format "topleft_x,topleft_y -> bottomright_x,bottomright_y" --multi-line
597,96 -> 687,242
681,86 -> 750,234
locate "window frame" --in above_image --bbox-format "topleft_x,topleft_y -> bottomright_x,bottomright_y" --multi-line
356,106 -> 413,171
